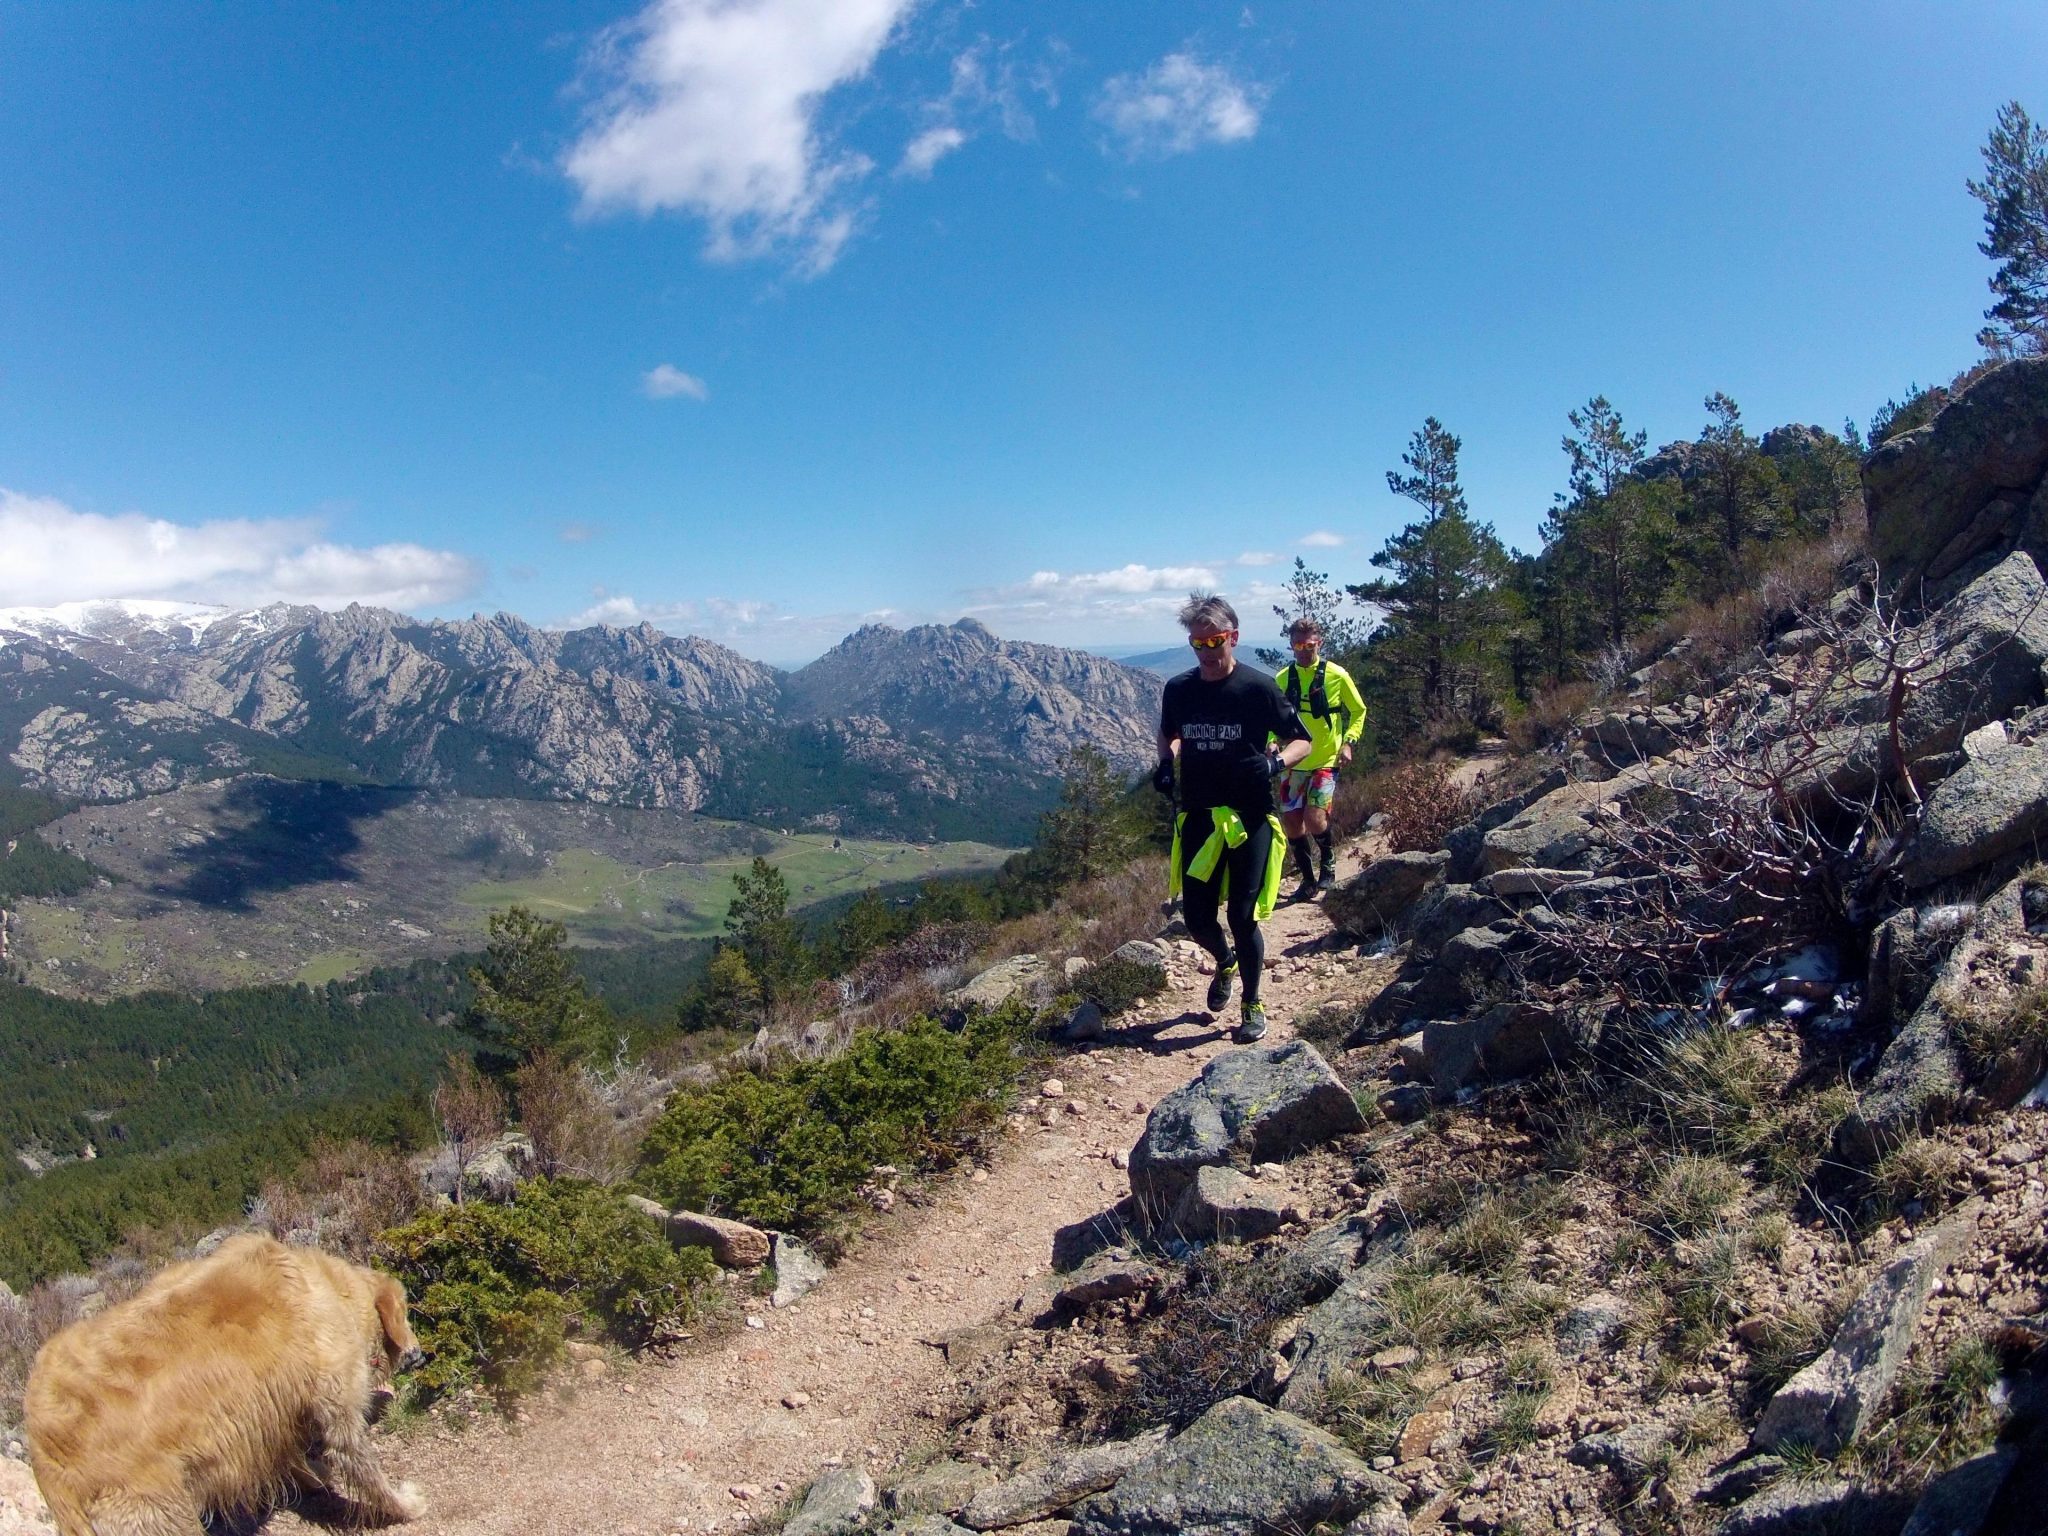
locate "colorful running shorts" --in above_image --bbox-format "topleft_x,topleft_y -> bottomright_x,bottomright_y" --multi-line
1277,767 -> 1337,813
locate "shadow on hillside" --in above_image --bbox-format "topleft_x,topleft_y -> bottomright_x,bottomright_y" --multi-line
164,779 -> 418,910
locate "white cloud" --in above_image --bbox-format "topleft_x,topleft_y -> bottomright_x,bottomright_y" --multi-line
0,489 -> 481,612
562,0 -> 917,274
559,590 -> 871,662
1234,550 -> 1278,567
1094,50 -> 1265,160
642,363 -> 709,400
1298,530 -> 1345,548
559,521 -> 601,543
895,39 -> 1053,179
898,124 -> 965,178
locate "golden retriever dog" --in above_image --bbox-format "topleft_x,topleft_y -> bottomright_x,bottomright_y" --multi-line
24,1233 -> 425,1535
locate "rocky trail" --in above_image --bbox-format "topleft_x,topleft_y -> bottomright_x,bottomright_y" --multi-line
292,848 -> 1384,1536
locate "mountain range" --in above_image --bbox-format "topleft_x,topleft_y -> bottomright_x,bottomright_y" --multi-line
0,602 -> 1160,843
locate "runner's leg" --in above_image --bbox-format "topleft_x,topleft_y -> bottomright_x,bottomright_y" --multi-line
1222,818 -> 1274,1005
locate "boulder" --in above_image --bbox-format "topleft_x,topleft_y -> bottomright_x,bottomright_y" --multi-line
771,1233 -> 828,1309
1403,883 -> 1511,961
1167,1165 -> 1288,1244
1324,851 -> 1449,935
1478,866 -> 1587,900
1478,768 -> 1654,875
1862,902 -> 1977,1030
1058,1000 -> 1107,1043
459,1132 -> 535,1204
784,1465 -> 876,1536
1421,1001 -> 1578,1093
885,1461 -> 999,1520
949,955 -> 1048,1012
1899,738 -> 2048,888
1277,1255 -> 1403,1414
961,1431 -> 1168,1530
1865,356 -> 2048,600
1127,1042 -> 1366,1215
1899,1444 -> 2020,1536
1841,873 -> 2048,1161
1752,1200 -> 1983,1455
875,1520 -> 974,1536
1053,1250 -> 1164,1312
1069,1396 -> 1400,1536
1717,1478 -> 1915,1535
669,1210 -> 773,1269
1280,1214 -> 1377,1302
1106,940 -> 1172,983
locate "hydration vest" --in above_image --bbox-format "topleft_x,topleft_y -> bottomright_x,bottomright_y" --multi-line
1284,660 -> 1331,722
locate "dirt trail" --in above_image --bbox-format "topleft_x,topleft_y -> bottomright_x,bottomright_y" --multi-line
324,863 -> 1374,1536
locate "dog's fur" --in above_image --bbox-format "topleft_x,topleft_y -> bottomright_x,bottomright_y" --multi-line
24,1234 -> 425,1535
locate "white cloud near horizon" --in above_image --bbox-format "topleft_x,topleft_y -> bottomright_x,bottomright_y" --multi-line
642,362 -> 709,400
1094,50 -> 1265,160
0,489 -> 481,612
562,0 -> 918,275
1234,549 -> 1278,566
1298,529 -> 1345,548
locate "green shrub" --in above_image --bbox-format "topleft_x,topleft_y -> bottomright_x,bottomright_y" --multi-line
1075,955 -> 1168,1018
635,1002 -> 1032,1233
375,1178 -> 715,1402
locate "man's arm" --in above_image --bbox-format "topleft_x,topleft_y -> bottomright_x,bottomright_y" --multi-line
1332,666 -> 1368,760
1270,683 -> 1314,770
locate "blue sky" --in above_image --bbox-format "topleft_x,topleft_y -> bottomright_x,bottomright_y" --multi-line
1,2 -> 2043,664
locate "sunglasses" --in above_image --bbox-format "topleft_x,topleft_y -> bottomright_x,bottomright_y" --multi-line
1188,631 -> 1235,650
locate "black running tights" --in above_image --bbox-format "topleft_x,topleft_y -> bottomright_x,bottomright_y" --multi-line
1179,812 -> 1273,1006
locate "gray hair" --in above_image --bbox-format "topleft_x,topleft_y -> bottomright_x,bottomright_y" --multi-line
1177,592 -> 1238,632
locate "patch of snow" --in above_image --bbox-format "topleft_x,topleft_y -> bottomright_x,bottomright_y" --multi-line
0,597 -> 240,646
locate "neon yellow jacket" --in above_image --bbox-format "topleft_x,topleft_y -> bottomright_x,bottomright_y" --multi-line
1168,807 -> 1287,923
1274,658 -> 1366,771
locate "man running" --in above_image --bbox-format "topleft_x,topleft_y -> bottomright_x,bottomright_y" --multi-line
1272,617 -> 1368,902
1156,593 -> 1313,1043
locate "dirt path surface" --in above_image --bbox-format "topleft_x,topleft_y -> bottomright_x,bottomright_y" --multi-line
337,864 -> 1372,1536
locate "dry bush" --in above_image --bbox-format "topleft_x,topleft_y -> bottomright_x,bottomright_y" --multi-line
1060,861 -> 1167,963
517,1053 -> 632,1184
434,1052 -> 506,1201
1505,679 -> 1598,754
253,1139 -> 428,1260
1,1282 -> 85,1434
843,921 -> 989,1007
1325,764 -> 1377,843
1371,759 -> 1469,854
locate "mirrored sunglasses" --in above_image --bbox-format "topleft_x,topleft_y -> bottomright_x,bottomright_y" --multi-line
1188,632 -> 1234,650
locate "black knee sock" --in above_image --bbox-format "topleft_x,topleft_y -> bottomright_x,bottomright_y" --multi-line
1288,835 -> 1315,881
1316,830 -> 1334,872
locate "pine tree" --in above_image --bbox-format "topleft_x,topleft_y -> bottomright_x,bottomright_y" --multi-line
723,857 -> 812,1002
1686,393 -> 1785,586
1254,558 -> 1375,666
1969,100 -> 2048,358
1351,418 -> 1512,732
1037,745 -> 1142,885
465,906 -> 610,1067
1541,397 -> 1675,648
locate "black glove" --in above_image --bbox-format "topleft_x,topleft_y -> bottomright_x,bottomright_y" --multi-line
1152,759 -> 1177,797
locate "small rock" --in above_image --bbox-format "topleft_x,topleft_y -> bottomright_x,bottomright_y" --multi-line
783,1390 -> 812,1409
784,1465 -> 877,1536
1042,1078 -> 1066,1099
772,1233 -> 829,1309
668,1209 -> 774,1269
962,1431 -> 1167,1529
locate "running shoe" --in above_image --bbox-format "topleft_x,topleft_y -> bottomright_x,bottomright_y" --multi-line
1287,878 -> 1319,905
1235,1001 -> 1268,1043
1205,958 -> 1238,1013
1318,864 -> 1338,890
